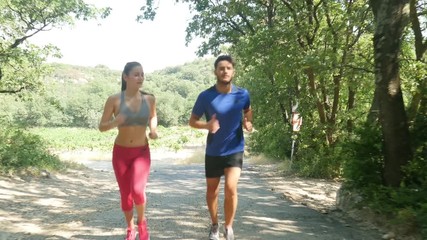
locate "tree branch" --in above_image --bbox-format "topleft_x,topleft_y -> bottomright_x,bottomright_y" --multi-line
410,0 -> 427,60
0,86 -> 26,94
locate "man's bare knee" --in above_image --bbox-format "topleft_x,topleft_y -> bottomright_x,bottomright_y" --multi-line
224,186 -> 237,198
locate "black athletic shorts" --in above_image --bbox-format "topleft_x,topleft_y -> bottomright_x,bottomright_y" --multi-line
205,151 -> 243,178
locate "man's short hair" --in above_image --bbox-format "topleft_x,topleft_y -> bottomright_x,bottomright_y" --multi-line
214,55 -> 235,69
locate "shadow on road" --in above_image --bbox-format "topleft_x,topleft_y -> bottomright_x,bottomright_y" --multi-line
0,148 -> 382,240
146,159 -> 382,240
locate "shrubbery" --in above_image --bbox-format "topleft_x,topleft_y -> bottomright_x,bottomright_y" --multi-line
342,124 -> 427,238
0,123 -> 65,174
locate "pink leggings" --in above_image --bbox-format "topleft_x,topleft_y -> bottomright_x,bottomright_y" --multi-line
112,144 -> 151,211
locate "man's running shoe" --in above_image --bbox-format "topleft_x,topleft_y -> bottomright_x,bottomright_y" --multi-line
208,223 -> 220,240
125,227 -> 136,240
224,227 -> 234,240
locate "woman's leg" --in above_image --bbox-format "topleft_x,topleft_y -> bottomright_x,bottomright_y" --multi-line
131,146 -> 151,223
112,145 -> 135,228
130,146 -> 151,240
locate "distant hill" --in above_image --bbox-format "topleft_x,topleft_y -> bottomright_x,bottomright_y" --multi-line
46,58 -> 215,89
0,58 -> 216,128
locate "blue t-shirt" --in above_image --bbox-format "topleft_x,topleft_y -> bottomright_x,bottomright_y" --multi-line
192,84 -> 251,156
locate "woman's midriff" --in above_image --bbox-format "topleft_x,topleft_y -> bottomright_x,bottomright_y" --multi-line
115,126 -> 148,147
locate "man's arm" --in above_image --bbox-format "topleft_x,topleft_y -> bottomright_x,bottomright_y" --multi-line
189,113 -> 220,133
243,107 -> 253,132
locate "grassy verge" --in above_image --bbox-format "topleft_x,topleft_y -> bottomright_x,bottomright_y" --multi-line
29,126 -> 206,152
1,125 -> 206,175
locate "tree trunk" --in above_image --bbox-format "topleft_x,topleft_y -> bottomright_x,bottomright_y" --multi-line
370,0 -> 412,187
306,67 -> 331,144
347,86 -> 355,132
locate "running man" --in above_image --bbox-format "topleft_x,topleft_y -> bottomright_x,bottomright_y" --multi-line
189,55 -> 253,240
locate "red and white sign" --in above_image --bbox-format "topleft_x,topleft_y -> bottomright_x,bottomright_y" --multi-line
292,112 -> 302,132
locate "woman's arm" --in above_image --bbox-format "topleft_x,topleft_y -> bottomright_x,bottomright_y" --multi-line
98,95 -> 122,132
148,95 -> 158,139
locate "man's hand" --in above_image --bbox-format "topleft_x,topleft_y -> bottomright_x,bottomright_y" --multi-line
243,117 -> 253,132
207,114 -> 220,133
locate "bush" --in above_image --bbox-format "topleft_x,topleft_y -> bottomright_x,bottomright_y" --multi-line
293,142 -> 344,178
0,124 -> 65,174
341,124 -> 427,238
342,124 -> 384,188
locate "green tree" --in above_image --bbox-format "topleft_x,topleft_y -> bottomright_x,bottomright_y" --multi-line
156,92 -> 187,127
0,0 -> 110,95
406,0 -> 427,173
406,0 -> 427,124
369,0 -> 412,187
139,1 -> 375,176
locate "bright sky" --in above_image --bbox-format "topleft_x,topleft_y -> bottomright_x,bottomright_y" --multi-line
30,1 -> 202,73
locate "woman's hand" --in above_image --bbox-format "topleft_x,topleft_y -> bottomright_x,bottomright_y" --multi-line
148,131 -> 158,139
114,114 -> 126,126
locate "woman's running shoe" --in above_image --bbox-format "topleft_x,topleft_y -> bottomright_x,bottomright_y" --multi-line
138,219 -> 150,240
125,227 -> 136,240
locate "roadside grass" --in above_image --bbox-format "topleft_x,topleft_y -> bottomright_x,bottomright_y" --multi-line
247,153 -> 294,174
1,126 -> 206,175
29,126 -> 206,152
175,147 -> 206,164
28,127 -> 117,152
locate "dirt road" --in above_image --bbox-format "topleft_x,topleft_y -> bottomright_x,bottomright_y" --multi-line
0,148 -> 382,240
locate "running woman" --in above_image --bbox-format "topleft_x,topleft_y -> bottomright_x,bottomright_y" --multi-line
99,61 -> 157,240
189,55 -> 253,240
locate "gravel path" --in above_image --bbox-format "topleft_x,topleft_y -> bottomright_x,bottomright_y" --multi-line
0,147 -> 383,240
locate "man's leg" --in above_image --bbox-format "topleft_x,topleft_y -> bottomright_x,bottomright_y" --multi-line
206,177 -> 221,224
223,167 -> 241,229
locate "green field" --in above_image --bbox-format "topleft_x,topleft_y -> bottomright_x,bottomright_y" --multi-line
29,126 -> 207,152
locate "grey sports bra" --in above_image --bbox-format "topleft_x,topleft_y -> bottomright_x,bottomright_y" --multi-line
119,91 -> 150,127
